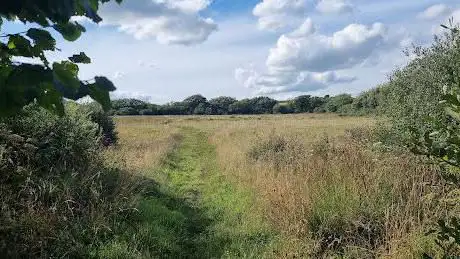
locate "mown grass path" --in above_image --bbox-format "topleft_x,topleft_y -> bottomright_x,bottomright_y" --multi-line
105,127 -> 278,258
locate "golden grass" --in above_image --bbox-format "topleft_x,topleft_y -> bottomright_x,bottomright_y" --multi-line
113,114 -> 455,258
104,116 -> 181,172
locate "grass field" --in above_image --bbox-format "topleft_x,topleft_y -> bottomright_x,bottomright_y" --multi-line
105,114 -> 450,258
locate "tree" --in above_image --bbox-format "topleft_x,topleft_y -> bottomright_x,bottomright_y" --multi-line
292,95 -> 312,113
250,97 -> 277,114
159,102 -> 188,115
209,96 -> 237,115
0,0 -> 123,117
229,99 -> 252,114
325,94 -> 354,113
183,94 -> 207,115
112,98 -> 148,110
273,102 -> 294,114
423,24 -> 460,258
116,107 -> 139,116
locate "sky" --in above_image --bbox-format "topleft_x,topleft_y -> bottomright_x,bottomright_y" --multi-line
4,0 -> 460,103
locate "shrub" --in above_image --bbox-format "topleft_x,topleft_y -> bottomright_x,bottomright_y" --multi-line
83,103 -> 118,146
0,104 -> 137,257
379,30 -> 460,149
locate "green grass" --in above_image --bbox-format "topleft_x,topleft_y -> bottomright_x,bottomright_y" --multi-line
97,127 -> 279,258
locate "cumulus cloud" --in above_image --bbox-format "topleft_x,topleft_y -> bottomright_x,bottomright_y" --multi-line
253,0 -> 312,30
161,0 -> 212,13
316,0 -> 353,14
235,68 -> 356,94
418,4 -> 449,20
267,22 -> 387,72
289,18 -> 316,37
98,0 -> 217,45
235,19 -> 387,95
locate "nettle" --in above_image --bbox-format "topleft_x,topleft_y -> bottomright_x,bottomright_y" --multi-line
0,0 -> 123,117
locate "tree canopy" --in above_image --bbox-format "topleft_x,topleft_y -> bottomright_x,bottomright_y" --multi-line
0,0 -> 122,117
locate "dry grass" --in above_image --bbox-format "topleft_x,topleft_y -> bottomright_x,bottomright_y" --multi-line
104,116 -> 182,172
203,115 -> 450,257
112,114 -> 457,258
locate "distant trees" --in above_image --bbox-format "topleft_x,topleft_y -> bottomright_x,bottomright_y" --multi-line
292,95 -> 328,113
183,95 -> 207,115
324,94 -> 354,113
109,92 -> 384,116
273,102 -> 295,114
351,87 -> 388,115
209,97 -> 237,115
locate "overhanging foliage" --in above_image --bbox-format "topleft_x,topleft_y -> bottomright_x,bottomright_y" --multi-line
0,0 -> 123,117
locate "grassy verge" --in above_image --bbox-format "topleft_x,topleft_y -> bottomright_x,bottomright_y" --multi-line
99,126 -> 279,258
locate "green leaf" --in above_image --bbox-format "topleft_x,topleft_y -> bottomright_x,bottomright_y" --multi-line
36,82 -> 65,116
69,52 -> 91,64
53,22 -> 85,41
7,35 -> 35,57
7,41 -> 15,49
6,64 -> 52,87
94,76 -> 116,91
88,83 -> 111,111
26,28 -> 56,51
0,64 -> 53,117
82,0 -> 102,23
53,61 -> 80,92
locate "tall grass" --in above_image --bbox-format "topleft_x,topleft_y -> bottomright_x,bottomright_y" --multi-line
208,115 -> 455,257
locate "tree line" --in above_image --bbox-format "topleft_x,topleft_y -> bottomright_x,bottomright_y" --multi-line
110,88 -> 387,116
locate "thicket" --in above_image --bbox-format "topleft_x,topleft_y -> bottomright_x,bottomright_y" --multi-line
368,25 -> 460,257
0,103 -> 138,257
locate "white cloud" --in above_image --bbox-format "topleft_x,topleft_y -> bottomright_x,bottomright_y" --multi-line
253,0 -> 312,30
289,18 -> 315,37
316,0 -> 353,14
161,0 -> 212,13
235,20 -> 388,95
418,4 -> 449,20
267,22 -> 387,72
98,0 -> 217,45
235,68 -> 356,94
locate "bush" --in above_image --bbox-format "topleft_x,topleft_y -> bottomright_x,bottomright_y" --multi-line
83,103 -> 118,146
379,31 -> 460,149
0,104 -> 137,257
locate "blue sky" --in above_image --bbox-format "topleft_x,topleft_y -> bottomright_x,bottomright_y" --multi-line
4,0 -> 460,103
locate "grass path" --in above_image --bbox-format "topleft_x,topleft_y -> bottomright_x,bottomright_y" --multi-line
102,127 -> 279,258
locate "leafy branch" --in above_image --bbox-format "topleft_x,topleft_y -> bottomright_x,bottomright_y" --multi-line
0,0 -> 123,117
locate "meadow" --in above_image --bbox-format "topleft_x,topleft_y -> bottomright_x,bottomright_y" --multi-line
106,114 -> 453,258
